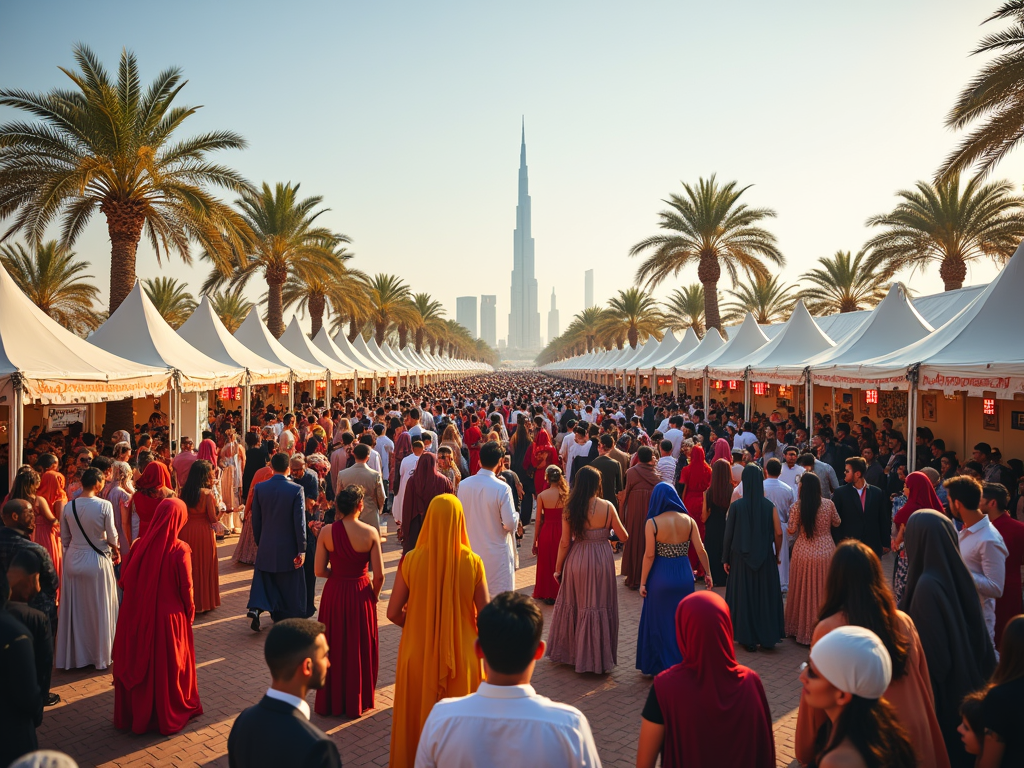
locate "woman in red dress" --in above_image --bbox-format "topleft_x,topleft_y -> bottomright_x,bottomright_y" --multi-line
178,460 -> 221,614
676,444 -> 712,579
314,485 -> 385,718
463,413 -> 483,476
525,428 -> 559,495
532,465 -> 568,603
131,462 -> 173,542
113,498 -> 203,735
36,460 -> 66,596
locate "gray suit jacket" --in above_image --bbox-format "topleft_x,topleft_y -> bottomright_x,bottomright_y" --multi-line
337,463 -> 386,524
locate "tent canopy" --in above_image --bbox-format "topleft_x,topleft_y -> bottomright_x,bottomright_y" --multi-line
279,317 -> 354,379
90,282 -> 243,393
233,309 -> 323,380
704,313 -> 772,379
746,301 -> 835,384
658,327 -> 726,375
0,265 -> 169,404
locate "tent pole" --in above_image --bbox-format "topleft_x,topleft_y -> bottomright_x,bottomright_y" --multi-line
242,371 -> 251,434
288,374 -> 295,413
907,365 -> 920,471
805,368 -> 813,427
743,369 -> 751,422
702,370 -> 709,412
353,370 -> 359,402
8,379 -> 23,490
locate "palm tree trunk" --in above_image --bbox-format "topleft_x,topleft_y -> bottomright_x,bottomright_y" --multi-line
347,318 -> 360,343
398,324 -> 408,349
375,321 -> 386,346
940,255 -> 967,291
628,327 -> 639,349
415,328 -> 424,354
102,200 -> 147,437
309,292 -> 326,338
698,252 -> 722,332
266,265 -> 287,338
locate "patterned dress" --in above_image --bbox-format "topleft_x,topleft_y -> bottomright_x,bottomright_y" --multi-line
784,500 -> 840,645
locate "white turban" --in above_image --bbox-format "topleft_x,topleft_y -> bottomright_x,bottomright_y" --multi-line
810,625 -> 892,700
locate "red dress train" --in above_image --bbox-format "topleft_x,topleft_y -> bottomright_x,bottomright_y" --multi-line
532,505 -> 563,600
314,522 -> 378,718
114,502 -> 202,735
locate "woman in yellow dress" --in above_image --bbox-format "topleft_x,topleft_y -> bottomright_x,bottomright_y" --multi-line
387,493 -> 489,767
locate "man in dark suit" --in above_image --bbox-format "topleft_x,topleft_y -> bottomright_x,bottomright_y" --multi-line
228,618 -> 341,768
247,453 -> 307,631
591,434 -> 624,510
831,457 -> 890,556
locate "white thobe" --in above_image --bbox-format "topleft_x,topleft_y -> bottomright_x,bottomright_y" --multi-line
457,469 -> 518,596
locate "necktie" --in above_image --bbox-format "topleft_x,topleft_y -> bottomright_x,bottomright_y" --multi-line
860,488 -> 866,511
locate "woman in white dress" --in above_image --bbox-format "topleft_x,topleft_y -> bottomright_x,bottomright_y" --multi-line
219,428 -> 243,534
57,466 -> 121,670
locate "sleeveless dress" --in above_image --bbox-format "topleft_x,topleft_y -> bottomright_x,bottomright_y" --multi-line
314,522 -> 378,718
703,498 -> 729,587
636,521 -> 695,675
546,507 -> 619,674
179,497 -> 221,613
532,504 -> 563,600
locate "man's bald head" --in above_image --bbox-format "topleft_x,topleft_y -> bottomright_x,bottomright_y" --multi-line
2,498 -> 34,534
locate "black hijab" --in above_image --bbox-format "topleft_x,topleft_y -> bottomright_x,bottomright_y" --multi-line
732,464 -> 771,569
899,510 -> 995,763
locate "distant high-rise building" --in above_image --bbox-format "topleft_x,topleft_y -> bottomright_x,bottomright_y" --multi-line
480,295 -> 497,347
498,338 -> 507,351
507,120 -> 541,351
547,288 -> 559,342
585,269 -> 594,309
456,296 -> 477,338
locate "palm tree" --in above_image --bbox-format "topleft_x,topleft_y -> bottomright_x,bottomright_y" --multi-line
142,277 -> 196,329
0,240 -> 101,335
280,246 -> 367,338
208,288 -> 253,333
0,45 -> 252,316
599,288 -> 665,349
205,182 -> 344,337
568,306 -> 608,353
938,2 -> 1024,181
865,174 -> 1024,291
662,284 -> 706,336
410,293 -> 446,353
798,250 -> 890,314
629,175 -> 784,331
721,275 -> 798,325
365,274 -> 418,346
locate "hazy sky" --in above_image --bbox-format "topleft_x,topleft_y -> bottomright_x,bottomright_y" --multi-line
1,1 -> 1018,346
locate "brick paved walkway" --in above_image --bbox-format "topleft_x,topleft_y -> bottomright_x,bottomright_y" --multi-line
39,521 -> 811,767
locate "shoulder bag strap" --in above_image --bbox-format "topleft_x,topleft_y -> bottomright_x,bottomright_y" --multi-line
71,499 -> 110,559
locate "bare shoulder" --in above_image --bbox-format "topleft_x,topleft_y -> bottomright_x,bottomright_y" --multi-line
812,613 -> 846,646
818,745 -> 867,768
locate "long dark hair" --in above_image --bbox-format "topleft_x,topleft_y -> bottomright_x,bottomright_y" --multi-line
10,468 -> 40,501
817,540 -> 909,679
798,471 -> 822,539
709,458 -> 733,509
819,695 -> 915,768
993,615 -> 1024,686
180,459 -> 213,509
566,465 -> 602,539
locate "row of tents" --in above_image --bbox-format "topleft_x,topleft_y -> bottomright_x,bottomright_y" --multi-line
542,240 -> 1024,469
0,264 -> 491,486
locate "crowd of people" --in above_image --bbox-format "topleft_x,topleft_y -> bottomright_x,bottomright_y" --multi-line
1,371 -> 1023,767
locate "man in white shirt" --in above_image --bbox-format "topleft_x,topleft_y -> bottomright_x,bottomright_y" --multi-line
779,446 -> 805,488
415,592 -> 601,768
393,440 -> 424,533
457,442 -> 519,596
949,476 -> 1007,645
663,416 -> 685,459
732,422 -> 757,453
763,459 -> 796,593
565,427 -> 593,486
656,440 -> 677,485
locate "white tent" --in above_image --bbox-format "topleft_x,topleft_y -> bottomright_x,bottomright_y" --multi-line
657,328 -> 726,375
280,317 -> 354,381
233,309 -> 323,381
632,330 -> 686,372
89,282 -> 244,392
332,331 -> 384,375
354,335 -> 397,374
312,328 -> 371,378
178,296 -> 288,386
704,313 -> 772,380
0,264 -> 170,487
745,301 -> 835,384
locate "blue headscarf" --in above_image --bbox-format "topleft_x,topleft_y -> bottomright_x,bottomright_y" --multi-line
647,481 -> 687,521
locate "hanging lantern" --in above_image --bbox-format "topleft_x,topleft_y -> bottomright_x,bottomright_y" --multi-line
712,380 -> 723,389
753,382 -> 768,396
316,380 -> 326,390
984,398 -> 996,416
219,386 -> 231,400
234,387 -> 242,401
728,380 -> 738,390
864,389 -> 878,405
280,382 -> 289,395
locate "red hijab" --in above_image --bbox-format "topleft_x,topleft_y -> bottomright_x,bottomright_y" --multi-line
113,498 -> 190,690
38,469 -> 67,508
894,471 -> 944,527
197,439 -> 218,465
682,444 -> 712,493
652,592 -> 775,768
403,452 -> 454,528
711,438 -> 732,465
131,462 -> 173,540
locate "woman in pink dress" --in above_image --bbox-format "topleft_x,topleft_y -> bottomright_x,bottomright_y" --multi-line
36,460 -> 66,599
784,472 -> 841,645
315,485 -> 384,718
676,444 -> 712,579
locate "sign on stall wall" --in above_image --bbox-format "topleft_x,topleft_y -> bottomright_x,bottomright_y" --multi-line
46,405 -> 88,430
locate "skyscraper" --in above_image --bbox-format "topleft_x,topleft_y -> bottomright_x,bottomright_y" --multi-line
547,288 -> 559,342
480,295 -> 497,347
585,269 -> 594,309
507,120 -> 541,351
456,296 -> 477,338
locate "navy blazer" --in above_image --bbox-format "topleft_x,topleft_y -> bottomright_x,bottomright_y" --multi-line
251,474 -> 306,573
831,482 -> 890,557
228,696 -> 341,768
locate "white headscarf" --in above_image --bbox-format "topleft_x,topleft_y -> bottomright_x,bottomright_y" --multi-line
810,626 -> 892,699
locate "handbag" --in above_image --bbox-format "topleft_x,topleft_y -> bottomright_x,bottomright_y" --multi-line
71,499 -> 111,560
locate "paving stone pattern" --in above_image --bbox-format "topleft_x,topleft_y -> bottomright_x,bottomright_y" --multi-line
39,520 -> 821,767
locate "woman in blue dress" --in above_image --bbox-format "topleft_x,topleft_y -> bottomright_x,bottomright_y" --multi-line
636,483 -> 713,675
